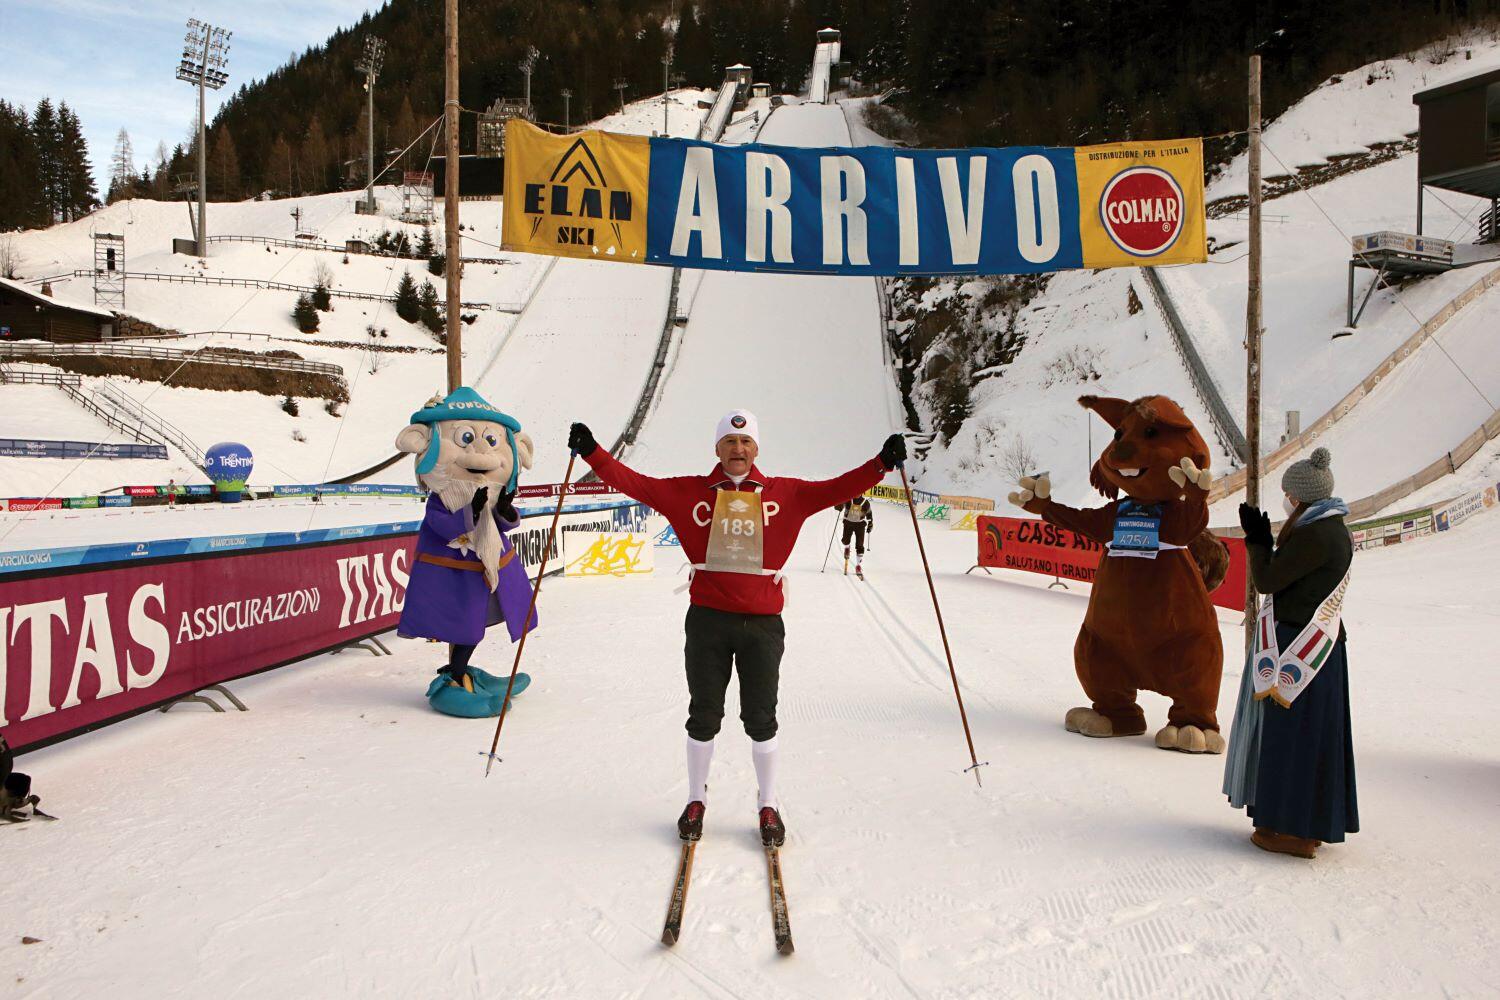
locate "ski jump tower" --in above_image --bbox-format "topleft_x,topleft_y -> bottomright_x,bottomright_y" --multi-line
810,28 -> 841,104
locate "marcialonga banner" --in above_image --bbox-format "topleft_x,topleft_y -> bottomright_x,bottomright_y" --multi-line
502,120 -> 1206,276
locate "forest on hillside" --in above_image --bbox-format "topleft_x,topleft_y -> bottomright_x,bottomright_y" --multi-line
3,0 -> 1499,226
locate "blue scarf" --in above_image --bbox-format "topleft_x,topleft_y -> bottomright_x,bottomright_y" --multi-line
1297,496 -> 1348,526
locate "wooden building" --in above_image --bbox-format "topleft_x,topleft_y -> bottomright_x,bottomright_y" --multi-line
0,278 -> 117,342
1412,66 -> 1500,241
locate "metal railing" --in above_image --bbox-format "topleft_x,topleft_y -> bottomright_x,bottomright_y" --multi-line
0,340 -> 343,378
608,268 -> 684,459
88,381 -> 205,468
27,269 -> 496,310
1480,206 -> 1497,245
205,234 -> 512,266
2,362 -> 207,469
1138,268 -> 1249,465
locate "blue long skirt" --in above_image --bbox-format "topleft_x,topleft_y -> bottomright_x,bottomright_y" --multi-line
1225,623 -> 1359,843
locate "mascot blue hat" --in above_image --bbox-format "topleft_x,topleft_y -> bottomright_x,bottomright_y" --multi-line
410,387 -> 524,490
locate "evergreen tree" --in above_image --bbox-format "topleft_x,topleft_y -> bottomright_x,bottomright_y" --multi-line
209,128 -> 242,200
57,104 -> 96,220
417,225 -> 435,258
427,251 -> 445,277
303,115 -> 330,193
293,293 -> 320,332
418,279 -> 443,335
394,270 -> 421,323
267,135 -> 296,194
107,129 -> 135,204
31,99 -> 60,223
0,101 -> 42,229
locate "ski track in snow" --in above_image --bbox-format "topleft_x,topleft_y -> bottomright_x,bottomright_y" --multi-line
5,505 -> 1498,997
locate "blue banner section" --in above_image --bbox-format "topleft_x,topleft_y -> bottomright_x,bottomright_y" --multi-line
645,139 -> 1082,275
102,495 -> 133,508
0,497 -> 645,575
0,439 -> 169,460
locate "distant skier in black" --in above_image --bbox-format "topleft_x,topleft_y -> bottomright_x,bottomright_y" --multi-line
838,494 -> 874,577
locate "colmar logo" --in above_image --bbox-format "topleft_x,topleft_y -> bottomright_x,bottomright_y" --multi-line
730,414 -> 747,429
1099,167 -> 1184,258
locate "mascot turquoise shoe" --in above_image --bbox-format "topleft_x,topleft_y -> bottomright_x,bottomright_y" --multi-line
426,666 -> 531,718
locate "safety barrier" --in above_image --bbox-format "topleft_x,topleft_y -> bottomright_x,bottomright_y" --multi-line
0,339 -> 343,378
1208,263 -> 1500,502
27,269 -> 497,310
1138,268 -> 1249,464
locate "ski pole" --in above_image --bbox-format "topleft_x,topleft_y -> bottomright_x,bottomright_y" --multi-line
898,464 -> 987,787
482,450 -> 577,777
819,509 -> 839,573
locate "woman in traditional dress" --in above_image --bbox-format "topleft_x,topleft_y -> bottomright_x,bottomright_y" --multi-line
1225,447 -> 1358,858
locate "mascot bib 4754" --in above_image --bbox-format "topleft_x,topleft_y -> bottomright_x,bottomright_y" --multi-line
1009,395 -> 1229,754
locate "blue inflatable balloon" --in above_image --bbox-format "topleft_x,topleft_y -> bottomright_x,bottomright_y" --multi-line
205,442 -> 254,503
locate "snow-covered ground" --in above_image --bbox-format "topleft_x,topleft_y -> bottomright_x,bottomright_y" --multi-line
5,493 -> 1498,997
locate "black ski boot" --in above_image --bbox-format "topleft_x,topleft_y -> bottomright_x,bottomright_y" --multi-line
759,806 -> 786,847
678,801 -> 706,842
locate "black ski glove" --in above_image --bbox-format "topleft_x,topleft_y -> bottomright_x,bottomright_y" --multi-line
879,434 -> 907,471
471,486 -> 489,521
568,422 -> 597,457
1238,502 -> 1273,549
496,487 -> 519,524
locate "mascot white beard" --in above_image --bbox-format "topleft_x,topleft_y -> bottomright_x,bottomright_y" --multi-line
423,468 -> 507,591
396,411 -> 535,593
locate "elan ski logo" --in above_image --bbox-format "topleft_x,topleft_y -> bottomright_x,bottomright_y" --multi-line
1098,166 -> 1184,258
521,137 -> 633,249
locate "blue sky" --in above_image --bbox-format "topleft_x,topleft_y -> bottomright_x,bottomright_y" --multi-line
0,0 -> 387,192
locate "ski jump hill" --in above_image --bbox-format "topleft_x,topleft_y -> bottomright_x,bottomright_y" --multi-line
4,29 -> 1500,1000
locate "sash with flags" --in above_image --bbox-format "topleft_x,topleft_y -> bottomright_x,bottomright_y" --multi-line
1251,571 -> 1350,708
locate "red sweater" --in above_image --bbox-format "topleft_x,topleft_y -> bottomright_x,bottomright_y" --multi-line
585,448 -> 888,614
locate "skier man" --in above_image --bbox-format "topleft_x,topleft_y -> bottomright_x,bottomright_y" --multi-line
567,412 -> 905,847
837,494 -> 874,577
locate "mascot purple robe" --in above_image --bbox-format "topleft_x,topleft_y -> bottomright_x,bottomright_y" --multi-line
394,387 -> 538,715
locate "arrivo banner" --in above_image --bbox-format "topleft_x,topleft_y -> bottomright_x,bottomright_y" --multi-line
976,515 -> 1246,612
1,499 -> 647,751
501,120 -> 1206,276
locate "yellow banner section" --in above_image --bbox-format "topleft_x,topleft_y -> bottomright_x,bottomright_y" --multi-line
501,121 -> 651,263
938,494 -> 996,512
1076,138 -> 1205,269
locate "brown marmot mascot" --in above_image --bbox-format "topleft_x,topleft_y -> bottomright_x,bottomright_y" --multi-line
1009,395 -> 1230,753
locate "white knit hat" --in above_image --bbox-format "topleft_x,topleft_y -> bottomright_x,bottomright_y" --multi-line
715,409 -> 759,446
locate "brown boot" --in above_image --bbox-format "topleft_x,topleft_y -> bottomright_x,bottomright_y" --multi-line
1251,828 -> 1319,859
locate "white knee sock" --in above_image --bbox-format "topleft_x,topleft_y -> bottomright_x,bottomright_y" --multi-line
752,736 -> 779,810
686,736 -> 714,804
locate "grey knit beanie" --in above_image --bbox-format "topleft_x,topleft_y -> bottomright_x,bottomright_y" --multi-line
1282,447 -> 1334,503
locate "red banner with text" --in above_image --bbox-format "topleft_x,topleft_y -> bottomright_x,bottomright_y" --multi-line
976,515 -> 1246,611
1,535 -> 413,750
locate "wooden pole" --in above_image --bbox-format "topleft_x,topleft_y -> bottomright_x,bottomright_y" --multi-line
483,452 -> 578,776
1244,54 -> 1263,656
443,0 -> 462,393
898,465 -> 986,786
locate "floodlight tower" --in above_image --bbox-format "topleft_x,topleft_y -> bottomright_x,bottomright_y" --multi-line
355,36 -> 387,213
176,18 -> 231,256
560,88 -> 572,132
662,45 -> 673,135
613,78 -> 629,112
520,45 -> 539,113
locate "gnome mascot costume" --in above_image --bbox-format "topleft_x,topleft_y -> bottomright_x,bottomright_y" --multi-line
395,387 -> 539,717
